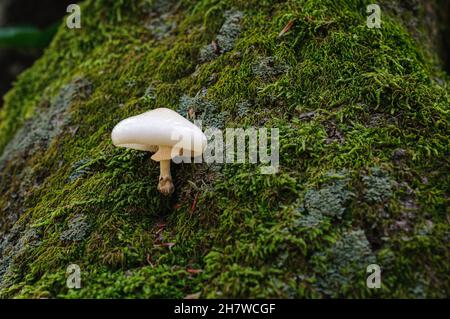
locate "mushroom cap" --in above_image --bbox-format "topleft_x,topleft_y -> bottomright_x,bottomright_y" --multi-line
111,108 -> 207,159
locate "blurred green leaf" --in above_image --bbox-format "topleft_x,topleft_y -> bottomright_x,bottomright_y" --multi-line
0,24 -> 59,49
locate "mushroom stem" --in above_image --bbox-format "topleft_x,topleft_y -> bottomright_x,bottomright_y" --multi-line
157,159 -> 174,196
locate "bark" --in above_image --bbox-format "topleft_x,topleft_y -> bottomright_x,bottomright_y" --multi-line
0,0 -> 448,298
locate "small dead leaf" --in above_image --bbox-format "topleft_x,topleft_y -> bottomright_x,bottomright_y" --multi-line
278,20 -> 294,37
69,125 -> 79,136
299,111 -> 316,120
156,222 -> 166,229
184,292 -> 201,299
190,192 -> 200,214
188,108 -> 196,120
187,268 -> 203,275
211,40 -> 219,53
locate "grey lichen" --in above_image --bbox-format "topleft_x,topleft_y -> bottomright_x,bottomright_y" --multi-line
143,85 -> 157,101
178,90 -> 228,129
60,214 -> 90,243
236,99 -> 251,118
296,206 -> 326,228
199,10 -> 243,63
252,56 -> 288,82
0,77 -> 92,169
362,167 -> 394,204
416,220 -> 434,237
68,158 -> 92,183
312,229 -> 376,296
143,0 -> 177,16
297,171 -> 352,228
145,13 -> 176,40
304,172 -> 352,218
0,224 -> 41,289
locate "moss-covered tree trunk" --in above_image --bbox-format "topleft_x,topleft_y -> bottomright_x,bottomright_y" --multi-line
0,0 -> 448,298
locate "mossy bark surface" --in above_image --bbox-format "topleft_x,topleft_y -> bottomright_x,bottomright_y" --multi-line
0,0 -> 448,298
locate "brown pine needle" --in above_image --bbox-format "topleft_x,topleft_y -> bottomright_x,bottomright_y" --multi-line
278,20 -> 294,37
187,268 -> 203,275
190,192 -> 200,214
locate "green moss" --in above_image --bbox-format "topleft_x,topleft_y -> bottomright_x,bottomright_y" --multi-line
199,10 -> 244,63
0,0 -> 449,298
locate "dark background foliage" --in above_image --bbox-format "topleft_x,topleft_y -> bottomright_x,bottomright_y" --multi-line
0,0 -> 75,108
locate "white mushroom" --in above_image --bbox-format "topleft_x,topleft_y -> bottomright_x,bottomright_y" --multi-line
111,108 -> 207,196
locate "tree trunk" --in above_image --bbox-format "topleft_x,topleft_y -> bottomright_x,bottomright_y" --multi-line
0,0 -> 448,298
